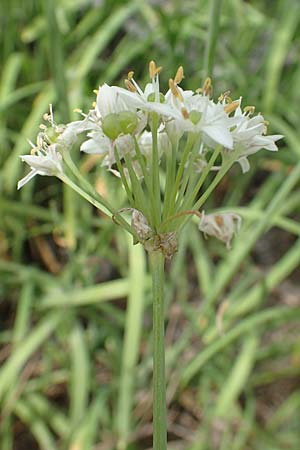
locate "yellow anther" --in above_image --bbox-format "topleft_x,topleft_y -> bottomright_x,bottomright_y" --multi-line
218,90 -> 231,102
127,71 -> 134,80
92,101 -> 96,108
244,106 -> 255,115
263,119 -> 269,135
93,89 -> 98,95
181,107 -> 189,119
39,124 -> 47,130
149,60 -> 162,78
224,100 -> 240,114
73,108 -> 82,113
202,77 -> 213,96
124,79 -> 137,92
30,147 -> 38,155
149,61 -> 157,78
174,66 -> 184,84
169,79 -> 184,102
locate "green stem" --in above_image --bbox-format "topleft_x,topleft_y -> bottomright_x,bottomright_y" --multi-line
193,157 -> 233,211
204,0 -> 223,78
165,134 -> 195,221
114,146 -> 135,206
133,137 -> 157,225
162,141 -> 178,221
181,146 -> 221,212
62,150 -> 113,213
174,135 -> 202,211
61,153 -> 134,235
57,174 -> 134,237
150,251 -> 167,450
151,114 -> 161,229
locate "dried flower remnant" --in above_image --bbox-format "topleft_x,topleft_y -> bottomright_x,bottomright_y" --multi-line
198,212 -> 242,249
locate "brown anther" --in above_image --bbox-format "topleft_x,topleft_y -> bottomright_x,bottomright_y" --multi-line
181,107 -> 189,119
202,77 -> 213,96
174,66 -> 184,84
244,106 -> 255,115
224,100 -> 240,114
124,79 -> 137,92
169,79 -> 184,102
127,71 -> 134,80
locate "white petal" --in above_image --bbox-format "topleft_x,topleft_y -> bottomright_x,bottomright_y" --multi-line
17,169 -> 39,189
204,126 -> 233,149
238,157 -> 250,173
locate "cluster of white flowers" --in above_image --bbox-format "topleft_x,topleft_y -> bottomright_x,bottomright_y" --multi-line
18,62 -> 283,249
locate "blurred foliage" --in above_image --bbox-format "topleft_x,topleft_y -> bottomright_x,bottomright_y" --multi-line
1,0 -> 300,449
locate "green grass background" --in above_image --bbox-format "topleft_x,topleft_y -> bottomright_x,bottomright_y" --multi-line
1,0 -> 300,449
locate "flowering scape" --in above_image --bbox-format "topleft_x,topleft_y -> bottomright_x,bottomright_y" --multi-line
18,62 -> 282,255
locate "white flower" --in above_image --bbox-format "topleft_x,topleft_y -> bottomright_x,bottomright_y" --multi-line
96,83 -> 134,117
18,144 -> 63,189
165,84 -> 237,148
80,129 -> 135,171
58,115 -> 97,147
114,62 -> 177,118
198,211 -> 242,249
80,130 -> 111,155
230,106 -> 283,172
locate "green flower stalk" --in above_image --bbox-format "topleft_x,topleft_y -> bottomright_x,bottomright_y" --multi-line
17,61 -> 283,450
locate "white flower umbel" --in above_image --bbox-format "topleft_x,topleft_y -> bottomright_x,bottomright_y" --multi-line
230,105 -> 283,172
17,144 -> 63,189
198,211 -> 242,249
